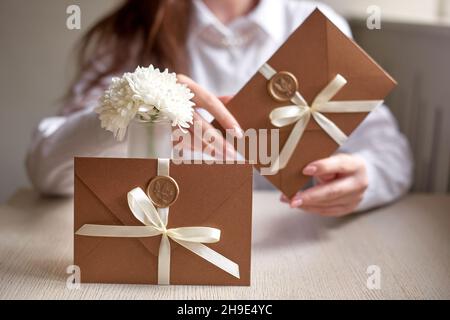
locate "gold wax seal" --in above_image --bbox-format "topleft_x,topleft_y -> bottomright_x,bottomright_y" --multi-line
146,176 -> 179,208
268,71 -> 299,102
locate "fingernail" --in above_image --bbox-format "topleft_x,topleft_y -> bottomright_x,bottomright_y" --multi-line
303,165 -> 317,176
234,125 -> 244,139
290,198 -> 303,208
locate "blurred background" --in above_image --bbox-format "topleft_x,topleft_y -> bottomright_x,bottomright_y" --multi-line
0,0 -> 449,202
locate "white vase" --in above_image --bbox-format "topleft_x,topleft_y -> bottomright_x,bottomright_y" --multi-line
127,118 -> 173,159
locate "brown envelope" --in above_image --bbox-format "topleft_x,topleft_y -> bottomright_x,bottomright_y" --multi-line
213,9 -> 397,198
74,157 -> 253,286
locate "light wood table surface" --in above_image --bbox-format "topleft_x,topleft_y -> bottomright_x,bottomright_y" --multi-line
0,189 -> 449,300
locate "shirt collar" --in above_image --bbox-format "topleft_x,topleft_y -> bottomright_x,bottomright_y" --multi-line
246,0 -> 285,43
191,0 -> 286,43
191,0 -> 231,37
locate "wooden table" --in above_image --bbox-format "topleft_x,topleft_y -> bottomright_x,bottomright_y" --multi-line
0,189 -> 449,300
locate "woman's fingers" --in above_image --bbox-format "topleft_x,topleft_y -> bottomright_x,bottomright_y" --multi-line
296,191 -> 363,208
315,173 -> 338,185
290,175 -> 366,207
281,154 -> 368,216
177,75 -> 243,138
287,190 -> 360,216
175,75 -> 241,161
218,95 -> 234,105
303,154 -> 360,177
282,178 -> 362,207
185,113 -> 215,156
187,112 -> 237,161
280,194 -> 290,203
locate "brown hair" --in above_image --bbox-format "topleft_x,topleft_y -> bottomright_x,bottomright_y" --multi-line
68,0 -> 192,99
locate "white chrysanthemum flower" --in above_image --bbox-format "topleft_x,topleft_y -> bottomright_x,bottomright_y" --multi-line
96,65 -> 195,141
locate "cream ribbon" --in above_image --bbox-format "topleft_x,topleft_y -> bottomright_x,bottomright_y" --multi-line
259,63 -> 384,174
75,159 -> 240,285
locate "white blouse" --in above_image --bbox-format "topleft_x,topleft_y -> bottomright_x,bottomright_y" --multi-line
26,0 -> 413,211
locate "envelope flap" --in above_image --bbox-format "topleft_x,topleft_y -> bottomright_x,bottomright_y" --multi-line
75,158 -> 253,256
75,157 -> 157,227
225,9 -> 396,133
75,157 -> 162,256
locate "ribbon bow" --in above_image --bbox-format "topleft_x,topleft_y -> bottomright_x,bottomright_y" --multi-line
76,187 -> 240,285
259,63 -> 383,173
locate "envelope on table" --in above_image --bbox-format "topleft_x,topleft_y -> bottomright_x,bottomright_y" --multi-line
213,9 -> 397,198
74,157 -> 253,286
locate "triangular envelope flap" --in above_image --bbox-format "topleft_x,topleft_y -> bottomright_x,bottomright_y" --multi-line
74,174 -> 126,260
75,157 -> 162,257
75,157 -> 156,227
264,9 -> 395,130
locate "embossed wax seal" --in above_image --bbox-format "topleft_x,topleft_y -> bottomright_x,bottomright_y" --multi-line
147,176 -> 179,208
268,71 -> 299,102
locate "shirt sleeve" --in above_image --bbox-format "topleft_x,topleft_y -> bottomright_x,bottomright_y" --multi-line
340,105 -> 414,211
25,70 -> 127,196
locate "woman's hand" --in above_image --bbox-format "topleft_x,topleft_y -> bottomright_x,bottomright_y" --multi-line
281,153 -> 369,217
176,75 -> 242,159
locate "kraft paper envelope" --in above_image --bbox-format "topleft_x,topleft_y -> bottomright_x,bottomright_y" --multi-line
213,9 -> 397,198
74,157 -> 253,286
